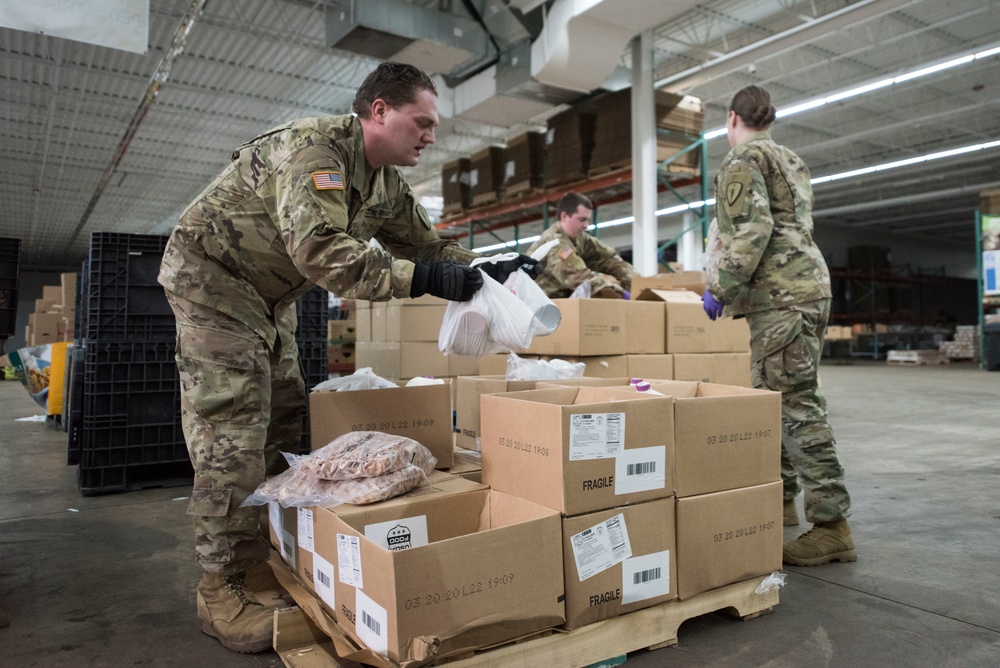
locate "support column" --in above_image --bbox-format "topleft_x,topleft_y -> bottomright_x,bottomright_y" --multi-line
631,29 -> 657,276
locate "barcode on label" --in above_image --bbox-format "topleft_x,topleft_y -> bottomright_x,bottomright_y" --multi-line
627,461 -> 656,476
282,539 -> 293,555
317,569 -> 331,588
633,567 -> 662,585
362,610 -> 381,636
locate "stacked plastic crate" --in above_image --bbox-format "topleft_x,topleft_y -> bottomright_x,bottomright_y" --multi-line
0,238 -> 20,342
295,285 -> 330,453
76,233 -> 185,495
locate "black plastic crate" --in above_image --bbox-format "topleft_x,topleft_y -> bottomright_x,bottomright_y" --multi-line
86,232 -> 175,341
66,345 -> 86,465
82,340 -> 181,426
296,286 -> 329,340
0,237 -> 20,279
74,258 -> 87,342
297,337 -> 328,453
78,460 -> 193,496
0,238 -> 20,337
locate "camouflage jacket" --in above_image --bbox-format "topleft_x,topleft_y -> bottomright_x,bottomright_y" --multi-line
159,114 -> 477,348
707,131 -> 831,316
527,223 -> 637,298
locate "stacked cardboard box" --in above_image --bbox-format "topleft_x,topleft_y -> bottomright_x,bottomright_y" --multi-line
468,145 -> 505,208
939,325 -> 979,359
590,89 -> 704,176
354,295 -> 479,380
481,386 -> 679,628
501,131 -> 545,198
544,104 -> 597,187
24,273 -> 76,345
441,158 -> 471,216
979,187 -> 1000,214
327,318 -> 356,371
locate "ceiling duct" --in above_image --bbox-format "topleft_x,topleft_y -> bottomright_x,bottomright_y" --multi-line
326,0 -> 492,74
531,0 -> 702,92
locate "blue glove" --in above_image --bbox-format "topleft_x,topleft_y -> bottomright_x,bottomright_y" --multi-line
622,291 -> 630,300
701,291 -> 724,321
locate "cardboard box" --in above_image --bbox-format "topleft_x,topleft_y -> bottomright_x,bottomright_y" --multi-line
441,158 -> 471,215
625,300 -> 665,354
675,481 -> 782,599
354,342 -> 449,380
32,312 -> 61,340
630,273 -> 706,297
267,472 -> 468,604
385,304 -> 446,342
648,381 -> 781,498
327,343 -> 355,366
355,309 -> 371,342
447,354 -> 479,377
317,485 -> 565,663
637,289 -> 708,352
60,273 -> 77,309
42,285 -> 62,305
481,386 -> 675,515
673,352 -> 751,387
448,446 -> 482,482
310,381 -> 454,467
328,320 -> 357,342
477,354 -> 509,376
522,299 -> 627,356
710,317 -> 750,353
502,131 -> 545,195
562,497 -> 677,629
455,375 -> 540,451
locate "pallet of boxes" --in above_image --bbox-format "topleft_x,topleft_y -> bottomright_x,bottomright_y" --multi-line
269,277 -> 785,667
24,273 -> 76,347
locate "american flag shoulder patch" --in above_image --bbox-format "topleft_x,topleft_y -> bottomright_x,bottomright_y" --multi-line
312,171 -> 345,191
560,246 -> 574,260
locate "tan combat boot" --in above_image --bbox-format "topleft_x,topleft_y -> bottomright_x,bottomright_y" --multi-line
782,518 -> 857,566
783,499 -> 799,526
197,572 -> 274,653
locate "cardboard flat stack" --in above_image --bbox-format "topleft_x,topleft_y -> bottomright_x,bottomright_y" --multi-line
501,130 -> 545,198
468,145 -> 505,208
544,104 -> 597,187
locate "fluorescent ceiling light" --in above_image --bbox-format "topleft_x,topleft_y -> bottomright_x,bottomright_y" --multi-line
810,139 -> 1000,184
700,42 -> 1000,137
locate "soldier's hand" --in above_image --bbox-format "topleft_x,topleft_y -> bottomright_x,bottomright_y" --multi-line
410,259 -> 484,302
701,290 -> 724,321
479,253 -> 541,284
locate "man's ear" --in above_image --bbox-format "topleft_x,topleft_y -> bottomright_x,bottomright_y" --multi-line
371,99 -> 389,124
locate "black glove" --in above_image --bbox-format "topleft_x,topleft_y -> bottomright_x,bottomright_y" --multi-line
410,259 -> 484,302
479,254 -> 541,284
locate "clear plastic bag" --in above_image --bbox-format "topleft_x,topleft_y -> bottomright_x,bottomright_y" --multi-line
569,280 -> 592,299
242,433 -> 437,508
438,259 -> 537,357
505,352 -> 586,381
312,367 -> 397,392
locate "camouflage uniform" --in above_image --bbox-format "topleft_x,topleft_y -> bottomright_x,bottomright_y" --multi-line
707,130 -> 850,524
527,222 -> 637,298
159,114 -> 477,574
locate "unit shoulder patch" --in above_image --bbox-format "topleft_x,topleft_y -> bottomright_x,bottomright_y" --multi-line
312,171 -> 345,191
722,168 -> 753,218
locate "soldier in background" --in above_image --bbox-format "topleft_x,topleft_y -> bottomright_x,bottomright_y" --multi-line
702,84 -> 856,567
527,191 -> 637,298
158,61 -> 536,653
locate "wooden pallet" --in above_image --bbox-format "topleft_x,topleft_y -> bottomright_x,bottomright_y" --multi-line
886,350 -> 950,366
501,185 -> 544,203
273,573 -> 778,668
587,161 -> 631,179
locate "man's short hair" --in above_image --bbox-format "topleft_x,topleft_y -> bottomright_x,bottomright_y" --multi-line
556,191 -> 594,218
352,61 -> 437,119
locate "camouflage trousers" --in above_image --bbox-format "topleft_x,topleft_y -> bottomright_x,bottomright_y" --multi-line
167,294 -> 305,575
746,299 -> 851,524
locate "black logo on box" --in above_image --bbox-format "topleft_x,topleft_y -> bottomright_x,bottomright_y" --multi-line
387,524 -> 411,551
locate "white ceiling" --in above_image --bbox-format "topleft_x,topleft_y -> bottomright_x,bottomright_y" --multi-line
2,0 -> 999,270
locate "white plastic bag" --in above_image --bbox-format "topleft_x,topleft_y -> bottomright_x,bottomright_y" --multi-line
503,239 -> 561,336
505,352 -> 586,381
312,367 -> 397,392
438,257 -> 537,357
569,280 -> 592,299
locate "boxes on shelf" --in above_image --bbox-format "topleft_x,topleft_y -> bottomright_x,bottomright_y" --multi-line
501,131 -> 545,197
309,380 -> 454,467
675,481 -> 782,600
544,104 -> 597,187
562,497 -> 677,629
481,386 -> 674,516
441,158 -> 471,215
468,145 -> 506,208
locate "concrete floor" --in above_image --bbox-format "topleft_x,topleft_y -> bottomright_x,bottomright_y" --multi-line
1,360 -> 998,667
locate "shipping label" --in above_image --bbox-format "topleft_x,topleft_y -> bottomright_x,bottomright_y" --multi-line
614,446 -> 666,495
337,534 -> 364,588
356,589 -> 389,657
569,412 -> 625,461
571,514 -> 632,581
297,508 -> 315,553
313,553 -> 336,610
364,515 -> 429,551
622,550 -> 670,604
